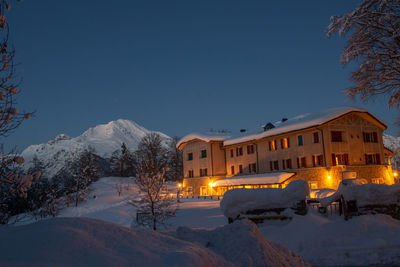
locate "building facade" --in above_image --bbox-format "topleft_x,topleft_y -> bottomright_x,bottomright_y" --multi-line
177,107 -> 395,196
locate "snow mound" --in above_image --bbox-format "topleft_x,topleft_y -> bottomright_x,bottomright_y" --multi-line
0,217 -> 230,267
320,180 -> 400,207
221,180 -> 310,219
175,219 -> 309,267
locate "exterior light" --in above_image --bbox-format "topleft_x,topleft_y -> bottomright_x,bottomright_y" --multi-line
178,183 -> 182,188
209,182 -> 215,188
394,172 -> 398,177
327,175 -> 331,180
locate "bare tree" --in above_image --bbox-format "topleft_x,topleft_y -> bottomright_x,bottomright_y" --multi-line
131,133 -> 175,230
327,0 -> 400,109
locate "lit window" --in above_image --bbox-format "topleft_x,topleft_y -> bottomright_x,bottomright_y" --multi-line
371,178 -> 384,184
332,153 -> 348,166
365,154 -> 381,165
269,140 -> 277,151
281,138 -> 289,149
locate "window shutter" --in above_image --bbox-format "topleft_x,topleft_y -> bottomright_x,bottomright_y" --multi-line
304,158 -> 307,168
365,154 -> 369,165
269,161 -> 273,171
268,141 -> 271,151
274,140 -> 277,150
282,160 -> 286,169
363,132 -> 366,142
296,157 -> 300,168
376,154 -> 381,164
281,139 -> 284,149
373,132 -> 378,143
331,153 -> 336,166
287,138 -> 290,148
344,154 -> 349,165
288,159 -> 292,169
312,155 -> 316,167
230,149 -> 233,158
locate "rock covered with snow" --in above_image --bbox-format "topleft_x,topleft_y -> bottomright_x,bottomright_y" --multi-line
0,217 -> 230,267
175,219 -> 310,267
220,180 -> 310,219
20,119 -> 171,178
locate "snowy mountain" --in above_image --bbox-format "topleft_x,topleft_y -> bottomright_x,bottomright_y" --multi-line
20,119 -> 171,178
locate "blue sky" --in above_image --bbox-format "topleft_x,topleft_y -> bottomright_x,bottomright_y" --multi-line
4,0 -> 397,151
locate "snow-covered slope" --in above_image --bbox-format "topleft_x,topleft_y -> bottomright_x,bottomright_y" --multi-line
20,119 -> 171,178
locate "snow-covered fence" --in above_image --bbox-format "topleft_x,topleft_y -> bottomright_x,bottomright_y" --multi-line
220,180 -> 310,223
318,179 -> 400,220
308,200 -> 341,216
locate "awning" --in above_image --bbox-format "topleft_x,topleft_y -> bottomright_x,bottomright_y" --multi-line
213,172 -> 295,187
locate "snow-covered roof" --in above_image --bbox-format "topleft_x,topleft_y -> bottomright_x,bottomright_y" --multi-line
214,172 -> 295,187
223,106 -> 386,146
177,132 -> 231,149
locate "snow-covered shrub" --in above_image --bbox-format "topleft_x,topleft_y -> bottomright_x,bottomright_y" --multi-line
220,180 -> 310,220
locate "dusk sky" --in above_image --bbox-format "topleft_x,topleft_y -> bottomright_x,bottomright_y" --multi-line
5,0 -> 397,151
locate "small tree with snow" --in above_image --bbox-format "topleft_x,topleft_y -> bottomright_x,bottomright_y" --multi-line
131,133 -> 175,230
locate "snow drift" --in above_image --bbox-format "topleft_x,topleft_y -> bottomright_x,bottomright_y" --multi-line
220,180 -> 310,219
175,219 -> 310,267
0,217 -> 229,267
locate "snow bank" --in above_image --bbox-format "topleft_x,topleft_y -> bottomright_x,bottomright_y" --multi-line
320,179 -> 400,207
221,180 -> 310,219
0,217 -> 230,267
260,211 -> 400,266
309,188 -> 336,199
175,219 -> 309,267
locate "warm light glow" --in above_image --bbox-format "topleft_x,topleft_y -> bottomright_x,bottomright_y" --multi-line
327,175 -> 331,180
178,183 -> 182,187
209,182 -> 216,188
394,172 -> 398,177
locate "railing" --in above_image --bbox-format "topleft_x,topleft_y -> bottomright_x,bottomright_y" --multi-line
308,200 -> 342,216
180,195 -> 223,200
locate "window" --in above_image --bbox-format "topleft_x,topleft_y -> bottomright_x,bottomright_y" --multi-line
273,160 -> 279,171
199,168 -> 208,177
231,166 -> 235,175
282,159 -> 286,169
286,159 -> 292,169
331,131 -> 343,142
298,135 -> 303,146
249,163 -> 256,173
230,149 -> 234,158
187,153 -> 193,161
236,147 -> 243,156
247,145 -> 255,154
372,178 -> 384,184
332,153 -> 349,166
297,157 -> 307,168
239,165 -> 243,174
363,132 -> 378,143
200,186 -> 207,196
365,153 -> 381,165
188,170 -> 194,178
309,181 -> 318,190
269,161 -> 273,171
313,132 -> 319,143
281,138 -> 289,149
269,140 -> 277,151
201,150 -> 207,158
312,155 -> 324,167
187,186 -> 193,194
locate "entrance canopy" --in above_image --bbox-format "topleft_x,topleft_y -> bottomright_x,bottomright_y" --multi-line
214,172 -> 295,187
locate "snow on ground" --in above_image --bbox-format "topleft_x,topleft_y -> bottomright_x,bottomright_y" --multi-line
0,217 -> 230,267
8,176 -> 400,266
259,210 -> 400,266
174,219 -> 309,267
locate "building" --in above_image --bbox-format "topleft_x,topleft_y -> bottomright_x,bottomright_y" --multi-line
177,107 -> 395,196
